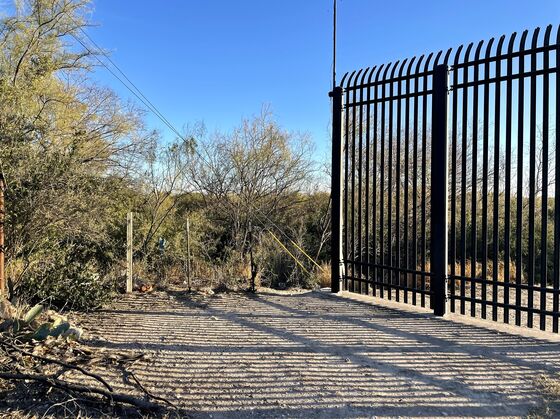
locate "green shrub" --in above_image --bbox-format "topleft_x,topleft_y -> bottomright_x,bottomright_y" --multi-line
19,249 -> 117,311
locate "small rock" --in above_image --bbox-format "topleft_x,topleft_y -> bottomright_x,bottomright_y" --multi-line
62,327 -> 83,341
0,298 -> 15,320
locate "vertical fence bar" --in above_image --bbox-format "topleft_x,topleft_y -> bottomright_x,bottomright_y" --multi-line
412,57 -> 423,306
388,69 -> 395,300
344,78 -> 352,291
330,86 -> 344,293
554,26 -> 560,333
365,70 -> 372,295
450,48 -> 462,313
504,34 -> 516,324
372,71 -> 380,297
481,40 -> 494,320
404,59 -> 414,304
431,64 -> 449,316
471,42 -> 483,318
396,66 -> 403,302
421,78 -> 427,307
461,44 -> 473,316
380,67 -> 388,299
540,26 -> 551,330
527,29 -> 540,329
515,31 -> 528,327
421,55 -> 432,308
357,79 -> 364,293
493,37 -> 505,323
351,83 -> 357,293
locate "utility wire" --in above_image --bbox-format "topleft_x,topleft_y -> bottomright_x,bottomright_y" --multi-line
268,231 -> 310,275
252,207 -> 325,272
69,31 -> 184,141
74,26 -> 179,137
71,24 -> 324,273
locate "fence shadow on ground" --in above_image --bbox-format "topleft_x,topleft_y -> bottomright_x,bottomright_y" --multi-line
77,290 -> 560,418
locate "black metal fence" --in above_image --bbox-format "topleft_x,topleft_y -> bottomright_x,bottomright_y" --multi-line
331,25 -> 560,333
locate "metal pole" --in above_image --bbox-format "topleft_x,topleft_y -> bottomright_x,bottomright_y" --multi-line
0,174 -> 5,296
126,212 -> 133,293
332,0 -> 337,91
430,64 -> 449,316
330,86 -> 344,293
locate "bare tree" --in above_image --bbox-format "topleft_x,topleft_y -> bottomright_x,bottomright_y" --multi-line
187,108 -> 314,253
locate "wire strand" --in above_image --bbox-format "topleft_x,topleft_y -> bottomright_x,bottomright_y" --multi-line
70,23 -> 324,274
75,26 -> 178,135
251,206 -> 325,271
268,231 -> 310,275
69,32 -> 184,140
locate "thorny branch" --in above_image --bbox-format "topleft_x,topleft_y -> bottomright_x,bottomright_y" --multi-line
0,333 -> 179,416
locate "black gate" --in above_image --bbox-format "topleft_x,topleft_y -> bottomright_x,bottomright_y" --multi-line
331,25 -> 560,333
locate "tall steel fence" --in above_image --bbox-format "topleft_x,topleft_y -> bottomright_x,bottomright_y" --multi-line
330,25 -> 560,333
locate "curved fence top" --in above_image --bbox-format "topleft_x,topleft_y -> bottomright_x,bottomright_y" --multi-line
340,24 -> 559,92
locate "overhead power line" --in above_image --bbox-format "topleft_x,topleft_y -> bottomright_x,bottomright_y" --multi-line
72,33 -> 183,140
70,23 -> 324,274
74,27 -> 179,137
66,18 -> 184,141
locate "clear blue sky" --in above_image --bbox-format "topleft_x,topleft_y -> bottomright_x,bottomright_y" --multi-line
86,0 -> 558,160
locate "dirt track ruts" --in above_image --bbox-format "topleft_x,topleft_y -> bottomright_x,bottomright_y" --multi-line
76,289 -> 560,418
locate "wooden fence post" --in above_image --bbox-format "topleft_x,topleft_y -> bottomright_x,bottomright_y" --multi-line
0,174 -> 5,297
126,212 -> 133,293
186,217 -> 191,292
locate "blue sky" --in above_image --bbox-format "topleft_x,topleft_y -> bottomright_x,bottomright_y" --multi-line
80,1 -> 559,160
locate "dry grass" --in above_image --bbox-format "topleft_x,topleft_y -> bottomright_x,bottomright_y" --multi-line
529,375 -> 560,418
315,262 -> 331,288
351,261 -> 530,296
537,375 -> 560,399
449,259 -> 519,282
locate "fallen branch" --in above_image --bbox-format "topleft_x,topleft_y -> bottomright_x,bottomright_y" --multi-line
3,341 -> 113,392
0,372 -> 162,412
125,369 -> 177,409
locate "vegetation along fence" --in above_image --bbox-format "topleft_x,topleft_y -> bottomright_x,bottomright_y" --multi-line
330,25 -> 560,333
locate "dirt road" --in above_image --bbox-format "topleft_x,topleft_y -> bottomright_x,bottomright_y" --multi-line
78,289 -> 560,418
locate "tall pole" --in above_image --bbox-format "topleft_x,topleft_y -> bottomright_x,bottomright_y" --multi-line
126,212 -> 133,293
0,173 -> 5,296
332,0 -> 337,90
330,0 -> 342,293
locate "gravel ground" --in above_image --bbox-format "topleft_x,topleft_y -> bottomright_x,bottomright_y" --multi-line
346,279 -> 559,333
76,289 -> 560,418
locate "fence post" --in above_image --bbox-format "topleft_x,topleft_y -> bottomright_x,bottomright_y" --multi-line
186,217 -> 191,292
126,212 -> 133,293
248,221 -> 257,293
431,64 -> 449,316
330,86 -> 344,293
0,174 -> 5,297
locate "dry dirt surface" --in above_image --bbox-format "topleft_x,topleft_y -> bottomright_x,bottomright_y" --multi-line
75,289 -> 560,418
